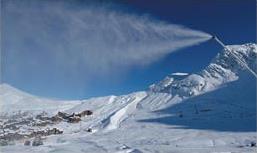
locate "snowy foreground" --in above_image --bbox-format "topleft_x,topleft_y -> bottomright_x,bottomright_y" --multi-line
0,43 -> 256,153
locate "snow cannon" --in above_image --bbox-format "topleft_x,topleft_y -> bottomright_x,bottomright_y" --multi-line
211,35 -> 226,48
211,35 -> 216,40
211,35 -> 257,78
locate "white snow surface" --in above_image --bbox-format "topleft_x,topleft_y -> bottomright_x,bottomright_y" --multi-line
0,43 -> 256,153
0,84 -> 78,115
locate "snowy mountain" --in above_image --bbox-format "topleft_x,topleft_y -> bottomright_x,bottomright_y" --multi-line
0,43 -> 256,153
150,43 -> 256,97
0,84 -> 78,114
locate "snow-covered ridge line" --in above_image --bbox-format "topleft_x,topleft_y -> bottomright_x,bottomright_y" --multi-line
149,43 -> 257,97
1,43 -> 256,116
1,43 -> 256,115
0,84 -> 79,115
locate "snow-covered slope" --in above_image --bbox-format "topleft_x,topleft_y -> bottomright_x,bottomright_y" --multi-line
150,43 -> 256,97
0,84 -> 78,114
0,43 -> 256,153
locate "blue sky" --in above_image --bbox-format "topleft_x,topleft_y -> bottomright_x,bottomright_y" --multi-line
1,0 -> 256,100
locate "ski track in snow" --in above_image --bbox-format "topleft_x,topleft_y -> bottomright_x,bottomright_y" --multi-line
104,92 -> 147,131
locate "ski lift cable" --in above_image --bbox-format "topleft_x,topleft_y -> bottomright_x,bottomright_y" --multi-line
212,36 -> 257,79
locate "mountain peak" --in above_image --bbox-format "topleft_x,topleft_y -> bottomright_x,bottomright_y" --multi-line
0,83 -> 31,97
149,43 -> 257,97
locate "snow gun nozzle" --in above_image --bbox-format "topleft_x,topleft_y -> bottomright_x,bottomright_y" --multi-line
211,35 -> 217,40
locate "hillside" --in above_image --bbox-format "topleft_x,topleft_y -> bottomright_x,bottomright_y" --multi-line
0,84 -> 78,114
0,43 -> 256,153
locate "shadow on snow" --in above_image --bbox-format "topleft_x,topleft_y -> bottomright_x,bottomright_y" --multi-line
139,73 -> 256,132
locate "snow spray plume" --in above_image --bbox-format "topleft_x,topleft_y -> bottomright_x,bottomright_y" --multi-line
2,0 -> 211,78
